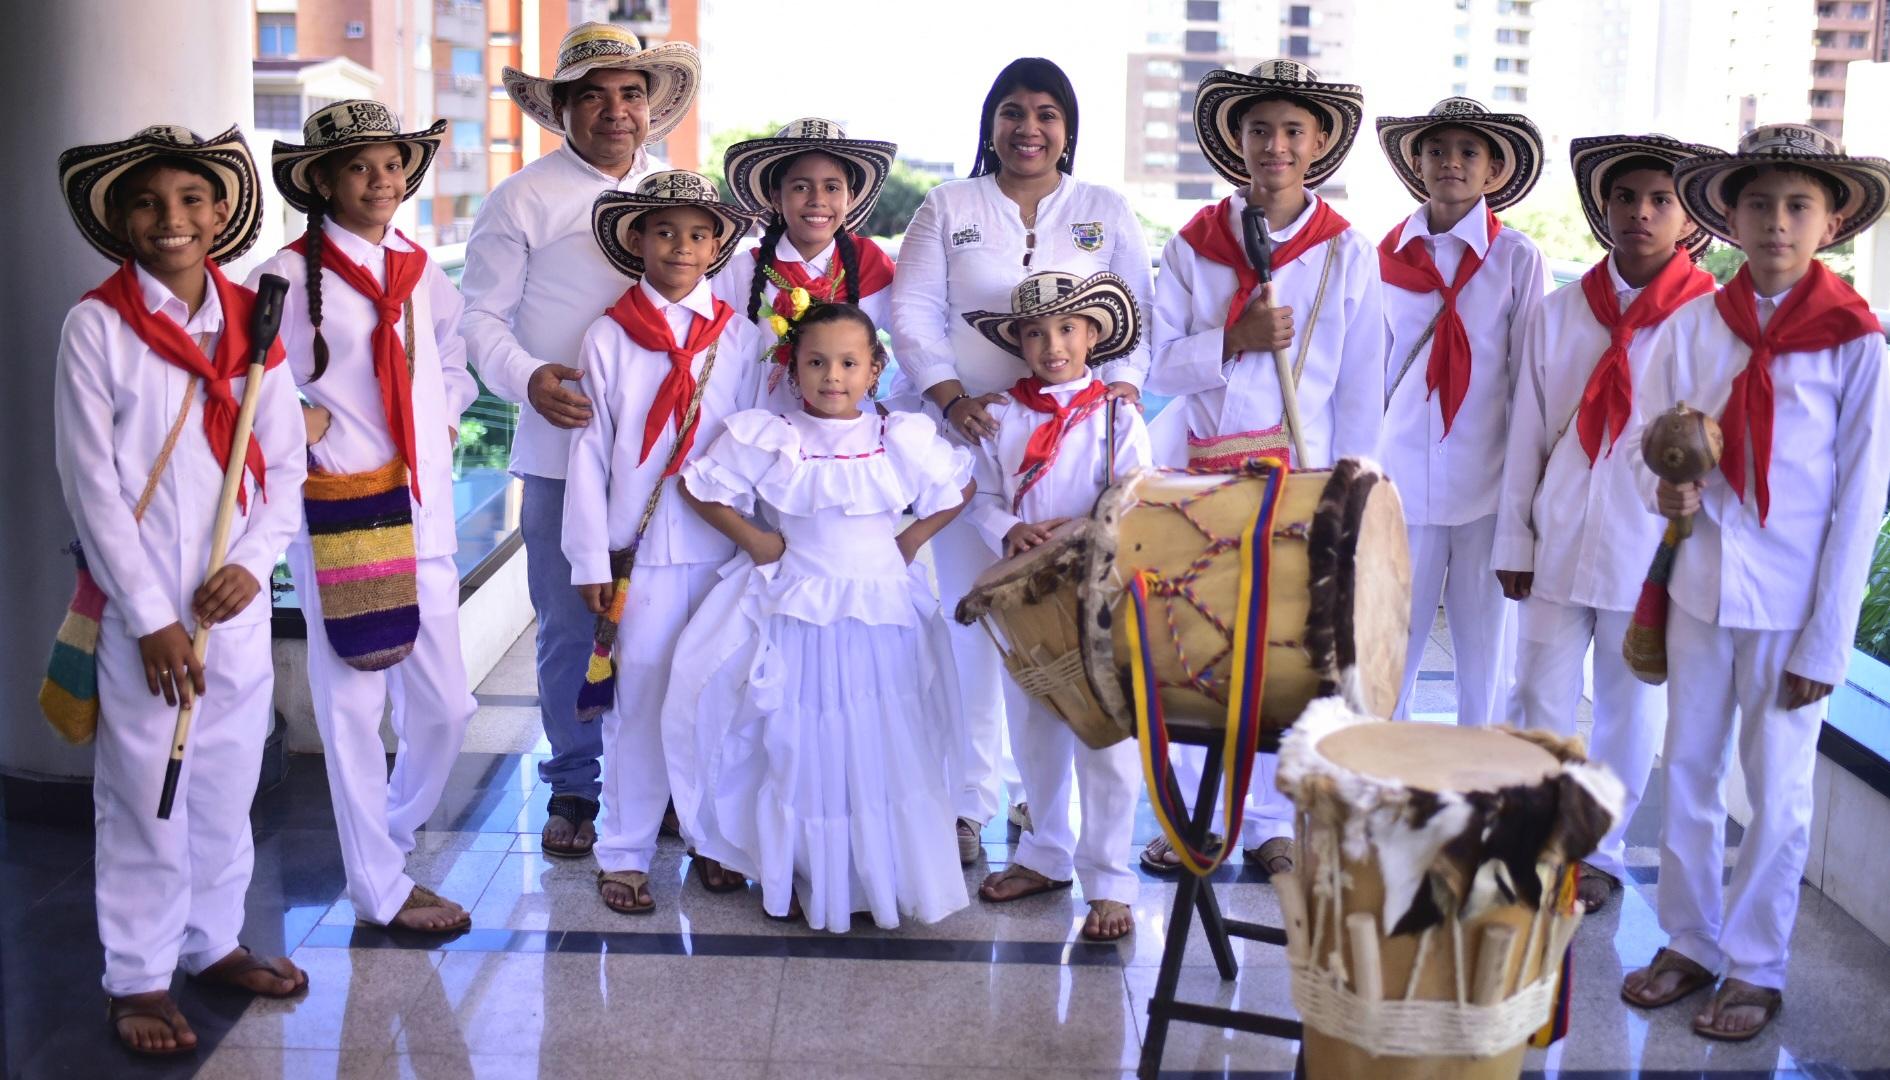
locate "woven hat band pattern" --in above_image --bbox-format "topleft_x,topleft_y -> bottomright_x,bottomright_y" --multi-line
303,100 -> 403,145
1012,272 -> 1082,312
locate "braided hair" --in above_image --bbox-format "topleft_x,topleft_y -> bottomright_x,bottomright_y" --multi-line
834,227 -> 863,305
302,200 -> 331,381
744,214 -> 788,322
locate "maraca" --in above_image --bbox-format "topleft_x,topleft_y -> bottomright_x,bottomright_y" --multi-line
1639,401 -> 1722,538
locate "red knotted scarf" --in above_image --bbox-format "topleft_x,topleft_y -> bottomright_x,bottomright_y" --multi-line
1006,376 -> 1110,511
757,237 -> 897,364
1714,261 -> 1880,525
288,229 -> 429,501
606,285 -> 735,476
84,260 -> 286,512
1177,195 -> 1351,329
1574,251 -> 1716,464
1377,208 -> 1503,436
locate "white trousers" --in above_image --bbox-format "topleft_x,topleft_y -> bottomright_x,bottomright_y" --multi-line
930,515 -> 1021,825
1395,515 -> 1512,727
290,547 -> 477,924
93,616 -> 270,996
1004,681 -> 1140,903
1169,749 -> 1294,847
596,561 -> 719,873
1659,606 -> 1823,990
1512,598 -> 1664,881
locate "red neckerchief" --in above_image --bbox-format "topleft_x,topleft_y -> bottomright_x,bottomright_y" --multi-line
1177,195 -> 1351,328
1377,207 -> 1503,435
84,259 -> 286,512
1714,261 -> 1881,524
606,285 -> 735,476
1575,251 -> 1716,464
1006,376 -> 1110,512
757,237 -> 897,365
287,229 -> 429,501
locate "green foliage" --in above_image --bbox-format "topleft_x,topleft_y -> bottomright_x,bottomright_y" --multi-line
702,121 -> 784,201
1501,187 -> 1605,266
1701,239 -> 1854,284
860,161 -> 940,239
1856,514 -> 1890,663
1138,210 -> 1175,249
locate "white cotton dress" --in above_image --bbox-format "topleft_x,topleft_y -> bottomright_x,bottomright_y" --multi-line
664,407 -> 974,932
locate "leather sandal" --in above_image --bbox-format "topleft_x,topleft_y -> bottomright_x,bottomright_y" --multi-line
543,794 -> 599,858
1248,837 -> 1295,876
1140,833 -> 1224,875
1693,978 -> 1782,1042
1621,947 -> 1716,1009
690,853 -> 746,893
978,863 -> 1072,903
597,869 -> 655,915
108,991 -> 197,1057
1576,863 -> 1619,913
382,883 -> 472,933
191,946 -> 308,998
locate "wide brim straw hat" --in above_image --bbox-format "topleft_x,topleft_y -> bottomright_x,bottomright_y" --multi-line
271,99 -> 447,215
502,21 -> 700,141
58,123 -> 263,266
960,270 -> 1140,366
1376,96 -> 1544,212
1672,122 -> 1890,250
1193,59 -> 1363,189
1569,133 -> 1724,258
592,170 -> 760,279
723,118 -> 897,235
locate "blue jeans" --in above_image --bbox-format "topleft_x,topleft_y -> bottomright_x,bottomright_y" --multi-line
522,475 -> 603,801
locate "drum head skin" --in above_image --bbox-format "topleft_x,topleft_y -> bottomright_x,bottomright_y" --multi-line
1318,722 -> 1559,794
1305,459 -> 1411,718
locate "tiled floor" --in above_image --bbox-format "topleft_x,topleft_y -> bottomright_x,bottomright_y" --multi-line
5,619 -> 1890,1079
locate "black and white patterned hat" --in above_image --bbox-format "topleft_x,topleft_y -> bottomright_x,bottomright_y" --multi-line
1569,133 -> 1723,258
58,124 -> 262,266
723,118 -> 897,234
503,21 -> 700,141
961,271 -> 1140,366
592,170 -> 760,280
1193,59 -> 1364,189
271,100 -> 447,215
1377,96 -> 1544,212
1672,123 -> 1890,250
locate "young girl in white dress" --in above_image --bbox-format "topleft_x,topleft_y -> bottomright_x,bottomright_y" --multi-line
663,303 -> 975,931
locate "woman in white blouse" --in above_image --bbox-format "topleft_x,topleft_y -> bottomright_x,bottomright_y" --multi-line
889,57 -> 1155,865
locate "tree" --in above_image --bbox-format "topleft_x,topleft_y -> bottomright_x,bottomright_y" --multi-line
702,121 -> 783,201
1702,238 -> 1854,284
1500,186 -> 1605,266
1137,210 -> 1175,249
860,162 -> 940,239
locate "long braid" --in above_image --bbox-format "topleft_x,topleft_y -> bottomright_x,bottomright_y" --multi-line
835,227 -> 862,305
304,202 -> 330,381
746,215 -> 788,322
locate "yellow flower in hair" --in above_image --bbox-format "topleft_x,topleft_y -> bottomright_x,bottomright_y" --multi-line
789,287 -> 811,318
767,314 -> 790,339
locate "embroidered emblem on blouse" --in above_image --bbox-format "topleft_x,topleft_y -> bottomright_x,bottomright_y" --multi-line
951,225 -> 983,248
1070,221 -> 1105,252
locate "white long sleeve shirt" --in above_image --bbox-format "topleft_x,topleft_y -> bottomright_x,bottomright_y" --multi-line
1378,198 -> 1548,526
251,219 -> 477,559
888,173 -> 1154,395
459,143 -> 663,480
1631,287 -> 1890,686
562,278 -> 762,584
1492,255 -> 1671,611
711,239 -> 894,412
964,373 -> 1153,556
54,264 -> 307,638
1146,189 -> 1384,468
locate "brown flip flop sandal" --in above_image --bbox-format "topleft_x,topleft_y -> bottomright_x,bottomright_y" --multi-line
598,869 -> 655,915
1621,947 -> 1716,1009
1247,837 -> 1295,876
1140,833 -> 1224,875
689,853 -> 747,894
1693,978 -> 1782,1042
978,864 -> 1073,903
543,794 -> 599,858
1576,863 -> 1619,913
1082,899 -> 1135,942
192,946 -> 309,998
380,884 -> 472,933
108,991 -> 197,1057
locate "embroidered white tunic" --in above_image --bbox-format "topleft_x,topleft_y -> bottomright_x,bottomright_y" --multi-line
251,219 -> 477,560
460,143 -> 664,480
1492,256 -> 1671,611
54,264 -> 307,638
1146,189 -> 1384,468
889,174 -> 1154,395
562,278 -> 762,584
1378,198 -> 1549,527
1631,288 -> 1890,686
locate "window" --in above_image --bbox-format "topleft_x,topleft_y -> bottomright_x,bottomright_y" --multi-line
1495,57 -> 1530,73
1178,148 -> 1215,175
1289,4 -> 1312,27
1184,28 -> 1223,52
1819,2 -> 1838,14
1185,0 -> 1219,19
1498,0 -> 1532,12
1143,89 -> 1179,110
1455,23 -> 1471,39
1179,120 -> 1198,143
452,119 -> 485,150
1145,120 -> 1176,139
1812,89 -> 1837,106
1143,150 -> 1180,169
417,199 -> 434,228
1819,30 -> 1838,47
1495,27 -> 1531,44
253,93 -> 301,130
1817,60 -> 1838,77
1455,54 -> 1469,68
1851,31 -> 1870,47
1451,81 -> 1469,95
1853,1 -> 1872,17
257,13 -> 296,57
1146,58 -> 1182,79
1177,181 -> 1216,200
1287,34 -> 1312,57
451,47 -> 483,76
1181,58 -> 1218,81
1493,85 -> 1528,102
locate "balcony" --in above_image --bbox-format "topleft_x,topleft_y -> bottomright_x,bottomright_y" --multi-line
433,0 -> 485,44
611,0 -> 670,36
437,149 -> 488,196
434,72 -> 486,118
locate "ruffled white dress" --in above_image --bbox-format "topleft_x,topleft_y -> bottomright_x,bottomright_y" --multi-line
664,407 -> 974,932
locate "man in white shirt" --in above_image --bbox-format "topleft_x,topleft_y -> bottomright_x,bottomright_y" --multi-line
1492,134 -> 1719,913
460,23 -> 701,857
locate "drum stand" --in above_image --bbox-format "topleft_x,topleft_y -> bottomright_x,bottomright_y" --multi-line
1136,727 -> 1304,1079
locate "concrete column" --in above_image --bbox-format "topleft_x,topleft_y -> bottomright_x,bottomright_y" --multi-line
0,0 -> 257,812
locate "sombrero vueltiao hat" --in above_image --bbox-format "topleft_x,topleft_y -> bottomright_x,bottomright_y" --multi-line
723,118 -> 897,235
592,170 -> 760,280
1193,59 -> 1363,189
1376,97 -> 1544,212
1671,122 -> 1890,250
1569,133 -> 1724,258
271,100 -> 447,215
503,22 -> 700,141
58,124 -> 263,266
960,271 -> 1140,366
